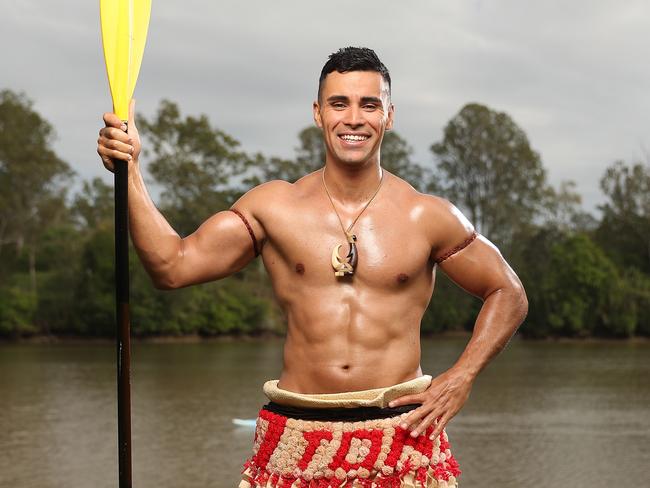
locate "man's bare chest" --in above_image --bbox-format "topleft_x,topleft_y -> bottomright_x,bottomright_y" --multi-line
260,202 -> 435,289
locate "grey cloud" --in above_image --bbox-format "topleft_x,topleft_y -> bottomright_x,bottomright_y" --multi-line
1,0 -> 647,212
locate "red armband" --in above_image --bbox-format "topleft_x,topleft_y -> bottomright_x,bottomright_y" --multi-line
228,208 -> 261,257
435,231 -> 478,264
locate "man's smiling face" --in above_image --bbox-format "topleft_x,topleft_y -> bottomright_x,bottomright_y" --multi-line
313,70 -> 394,168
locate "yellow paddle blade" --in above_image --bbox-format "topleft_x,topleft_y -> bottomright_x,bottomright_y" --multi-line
127,0 -> 151,101
100,0 -> 151,121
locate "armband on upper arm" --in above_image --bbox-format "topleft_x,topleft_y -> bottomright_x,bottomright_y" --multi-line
435,230 -> 478,264
228,208 -> 261,257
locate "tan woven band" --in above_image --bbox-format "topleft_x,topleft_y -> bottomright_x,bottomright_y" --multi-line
262,376 -> 433,409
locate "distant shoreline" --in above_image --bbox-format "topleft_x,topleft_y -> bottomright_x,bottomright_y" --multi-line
1,330 -> 649,345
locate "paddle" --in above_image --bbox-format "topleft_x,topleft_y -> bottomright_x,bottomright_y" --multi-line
100,1 -> 151,486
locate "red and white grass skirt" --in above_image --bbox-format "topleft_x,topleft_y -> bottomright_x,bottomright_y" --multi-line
238,377 -> 461,488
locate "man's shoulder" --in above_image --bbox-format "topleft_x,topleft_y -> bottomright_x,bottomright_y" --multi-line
244,170 -> 322,200
389,175 -> 456,220
250,178 -> 295,196
405,188 -> 476,252
384,171 -> 449,207
417,193 -> 458,220
235,179 -> 294,209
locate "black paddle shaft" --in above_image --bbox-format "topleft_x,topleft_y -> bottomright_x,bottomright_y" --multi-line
115,156 -> 132,488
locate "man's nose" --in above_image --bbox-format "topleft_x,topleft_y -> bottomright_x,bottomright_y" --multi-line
344,105 -> 364,127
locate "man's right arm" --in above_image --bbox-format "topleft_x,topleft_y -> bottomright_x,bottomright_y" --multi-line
97,101 -> 268,289
126,168 -> 267,289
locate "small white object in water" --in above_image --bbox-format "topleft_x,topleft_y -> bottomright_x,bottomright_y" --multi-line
232,418 -> 257,428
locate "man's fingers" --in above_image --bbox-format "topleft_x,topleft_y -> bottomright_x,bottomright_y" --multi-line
388,394 -> 421,408
98,136 -> 134,155
98,145 -> 132,162
100,126 -> 132,143
429,413 -> 451,440
399,403 -> 428,430
98,108 -> 136,173
103,112 -> 127,131
410,410 -> 441,438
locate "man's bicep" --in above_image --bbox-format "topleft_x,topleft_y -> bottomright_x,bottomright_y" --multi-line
437,236 -> 521,300
170,209 -> 261,287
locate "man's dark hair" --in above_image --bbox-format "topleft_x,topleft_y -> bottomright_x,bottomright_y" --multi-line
318,47 -> 391,101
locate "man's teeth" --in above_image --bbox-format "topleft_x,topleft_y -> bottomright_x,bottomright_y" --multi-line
340,135 -> 369,142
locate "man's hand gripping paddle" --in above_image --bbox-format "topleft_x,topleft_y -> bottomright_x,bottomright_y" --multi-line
100,1 -> 151,486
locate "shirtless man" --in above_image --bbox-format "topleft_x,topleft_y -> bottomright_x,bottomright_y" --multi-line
97,47 -> 527,487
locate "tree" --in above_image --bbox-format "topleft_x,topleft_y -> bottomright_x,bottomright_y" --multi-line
431,103 -> 549,252
0,89 -> 73,296
381,131 -> 431,192
596,160 -> 650,273
138,99 -> 253,235
73,177 -> 114,229
518,231 -> 631,338
621,267 -> 650,336
295,126 -> 327,174
540,180 -> 596,233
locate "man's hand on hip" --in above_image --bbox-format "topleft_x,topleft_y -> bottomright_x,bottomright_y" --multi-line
388,369 -> 473,440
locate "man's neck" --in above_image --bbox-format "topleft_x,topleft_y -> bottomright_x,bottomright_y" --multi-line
322,160 -> 384,205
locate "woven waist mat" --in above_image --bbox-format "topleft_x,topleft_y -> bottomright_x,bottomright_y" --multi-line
262,376 -> 433,409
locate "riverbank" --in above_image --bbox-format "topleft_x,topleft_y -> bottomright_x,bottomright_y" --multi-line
0,331 -> 282,344
2,329 -> 649,344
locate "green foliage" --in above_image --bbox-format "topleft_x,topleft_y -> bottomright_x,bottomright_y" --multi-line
128,260 -> 274,337
73,177 -> 114,228
0,281 -> 37,336
0,90 -> 74,337
31,224 -> 82,333
2,90 -> 650,340
518,232 -> 636,338
71,225 -> 116,336
621,268 -> 650,336
544,234 -> 615,336
422,273 -> 480,334
595,160 -> 650,274
0,90 -> 74,294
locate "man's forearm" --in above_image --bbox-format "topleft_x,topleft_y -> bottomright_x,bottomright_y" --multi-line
452,285 -> 528,380
127,163 -> 182,287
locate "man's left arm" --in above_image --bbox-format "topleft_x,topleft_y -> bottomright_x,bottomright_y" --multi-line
388,200 -> 528,439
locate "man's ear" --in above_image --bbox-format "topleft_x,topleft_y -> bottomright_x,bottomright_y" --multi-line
386,103 -> 395,131
313,101 -> 323,128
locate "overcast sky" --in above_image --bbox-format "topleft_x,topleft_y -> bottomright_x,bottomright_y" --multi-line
2,0 -> 648,212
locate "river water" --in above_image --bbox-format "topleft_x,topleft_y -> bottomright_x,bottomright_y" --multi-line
1,338 -> 648,487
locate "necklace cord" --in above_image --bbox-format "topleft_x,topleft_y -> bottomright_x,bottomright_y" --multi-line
321,166 -> 384,236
